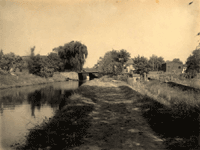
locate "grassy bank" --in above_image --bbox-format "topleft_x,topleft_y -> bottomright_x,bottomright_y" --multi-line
148,72 -> 200,89
127,78 -> 200,109
12,77 -> 200,150
0,71 -> 67,90
13,78 -> 166,150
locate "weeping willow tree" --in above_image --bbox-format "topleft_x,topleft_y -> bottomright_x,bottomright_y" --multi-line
53,41 -> 88,72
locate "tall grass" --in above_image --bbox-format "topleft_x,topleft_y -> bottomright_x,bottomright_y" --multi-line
148,72 -> 200,89
127,79 -> 200,110
0,72 -> 67,89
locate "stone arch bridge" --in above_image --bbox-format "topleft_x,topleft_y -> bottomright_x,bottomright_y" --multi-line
78,70 -> 99,80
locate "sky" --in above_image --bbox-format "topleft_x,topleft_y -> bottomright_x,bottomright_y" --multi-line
0,0 -> 200,68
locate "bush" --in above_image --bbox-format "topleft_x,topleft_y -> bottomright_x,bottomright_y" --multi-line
111,74 -> 129,82
118,74 -> 129,81
180,71 -> 197,79
28,55 -> 54,78
0,69 -> 8,75
47,52 -> 64,72
0,51 -> 24,72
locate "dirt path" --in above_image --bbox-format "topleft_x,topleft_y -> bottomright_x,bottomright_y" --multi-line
69,79 -> 165,150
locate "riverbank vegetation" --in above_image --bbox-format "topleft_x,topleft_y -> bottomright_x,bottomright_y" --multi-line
127,79 -> 200,108
12,76 -> 200,150
95,49 -> 131,75
0,41 -> 88,79
0,40 -> 88,88
94,48 -> 200,86
12,78 -> 166,150
0,71 -> 66,90
27,41 -> 88,78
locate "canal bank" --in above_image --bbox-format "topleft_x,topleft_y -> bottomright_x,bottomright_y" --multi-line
0,81 -> 83,150
12,76 -> 200,150
13,77 -> 166,150
0,72 -> 80,90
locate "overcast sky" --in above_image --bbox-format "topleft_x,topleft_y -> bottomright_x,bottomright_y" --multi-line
0,0 -> 200,67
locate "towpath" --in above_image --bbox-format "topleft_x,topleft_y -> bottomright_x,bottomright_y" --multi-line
68,78 -> 165,150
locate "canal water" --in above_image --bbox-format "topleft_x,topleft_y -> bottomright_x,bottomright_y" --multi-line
0,81 -> 84,150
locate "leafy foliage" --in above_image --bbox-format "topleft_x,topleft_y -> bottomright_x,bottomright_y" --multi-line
185,49 -> 200,78
132,55 -> 151,74
27,47 -> 54,78
97,49 -> 130,75
0,50 -> 24,72
148,55 -> 165,71
53,41 -> 88,72
47,52 -> 64,72
0,49 -> 3,59
172,58 -> 183,64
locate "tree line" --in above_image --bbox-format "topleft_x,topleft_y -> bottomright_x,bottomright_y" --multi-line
1,40 -> 200,79
93,50 -> 166,75
0,41 -> 88,77
27,41 -> 88,77
93,48 -> 200,79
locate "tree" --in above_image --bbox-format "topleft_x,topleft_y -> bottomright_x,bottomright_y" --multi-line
47,52 -> 64,72
13,55 -> 24,72
53,41 -> 88,72
98,51 -> 115,74
93,57 -> 103,69
0,51 -> 24,72
132,55 -> 151,74
30,46 -> 35,58
185,49 -> 200,77
116,49 -> 131,66
148,55 -> 165,71
172,58 -> 183,64
27,46 -> 54,77
97,49 -> 130,75
0,49 -> 3,59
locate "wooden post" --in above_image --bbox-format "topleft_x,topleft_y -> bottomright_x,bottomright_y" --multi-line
144,72 -> 147,81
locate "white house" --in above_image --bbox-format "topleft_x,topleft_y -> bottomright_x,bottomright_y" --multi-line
182,65 -> 187,73
124,59 -> 135,73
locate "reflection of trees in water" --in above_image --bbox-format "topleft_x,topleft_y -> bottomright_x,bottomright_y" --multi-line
59,91 -> 73,110
27,87 -> 74,117
28,90 -> 42,118
0,82 -> 80,116
0,101 -> 3,115
0,92 -> 24,114
0,93 -> 24,105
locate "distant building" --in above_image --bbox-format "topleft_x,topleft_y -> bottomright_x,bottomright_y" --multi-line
123,59 -> 135,73
182,64 -> 187,73
161,61 -> 183,73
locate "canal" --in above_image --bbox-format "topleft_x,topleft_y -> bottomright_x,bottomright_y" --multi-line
0,81 -> 84,150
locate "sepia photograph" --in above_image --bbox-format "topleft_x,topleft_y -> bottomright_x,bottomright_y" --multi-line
0,0 -> 200,149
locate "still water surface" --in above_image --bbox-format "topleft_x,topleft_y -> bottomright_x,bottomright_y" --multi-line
0,81 -> 83,150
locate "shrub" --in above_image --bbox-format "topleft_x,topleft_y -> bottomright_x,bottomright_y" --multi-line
0,69 -> 8,75
0,51 -> 24,72
28,55 -> 54,78
47,52 -> 64,72
117,74 -> 129,81
179,71 -> 197,79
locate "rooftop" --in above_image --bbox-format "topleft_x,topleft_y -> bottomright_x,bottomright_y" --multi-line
125,59 -> 134,65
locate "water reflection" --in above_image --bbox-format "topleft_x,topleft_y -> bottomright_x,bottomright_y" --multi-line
0,81 -> 83,149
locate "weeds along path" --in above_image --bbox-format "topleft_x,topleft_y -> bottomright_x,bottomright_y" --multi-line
72,79 -> 165,150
